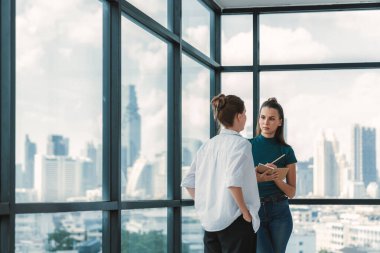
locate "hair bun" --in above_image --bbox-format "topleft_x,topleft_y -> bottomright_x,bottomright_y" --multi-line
267,97 -> 278,103
211,94 -> 227,111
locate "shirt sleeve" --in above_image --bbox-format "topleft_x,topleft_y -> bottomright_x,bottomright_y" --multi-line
225,142 -> 252,188
285,146 -> 297,165
181,153 -> 197,188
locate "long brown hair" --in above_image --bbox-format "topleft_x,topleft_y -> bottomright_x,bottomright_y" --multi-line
256,97 -> 289,146
211,94 -> 245,129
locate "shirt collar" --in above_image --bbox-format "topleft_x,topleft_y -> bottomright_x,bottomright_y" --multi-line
258,134 -> 277,143
220,128 -> 241,136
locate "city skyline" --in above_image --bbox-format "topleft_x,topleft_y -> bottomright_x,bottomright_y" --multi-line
16,121 -> 379,201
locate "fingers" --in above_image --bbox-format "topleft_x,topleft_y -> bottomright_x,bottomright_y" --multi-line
265,163 -> 278,169
243,212 -> 252,222
263,171 -> 279,181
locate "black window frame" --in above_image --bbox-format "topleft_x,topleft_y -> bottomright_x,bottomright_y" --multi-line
1,0 -> 380,252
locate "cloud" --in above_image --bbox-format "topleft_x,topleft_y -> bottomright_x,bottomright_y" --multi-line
183,25 -> 210,56
222,30 -> 253,65
127,0 -> 167,26
260,25 -> 329,64
182,69 -> 210,141
222,73 -> 254,138
16,0 -> 103,162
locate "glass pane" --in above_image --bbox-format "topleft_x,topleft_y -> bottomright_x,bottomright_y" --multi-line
182,0 -> 210,57
222,15 -> 253,66
221,73 -> 254,138
261,70 -> 380,198
122,208 -> 167,253
15,212 -> 102,252
288,205 -> 380,252
16,0 -> 103,202
121,17 -> 168,200
127,0 -> 167,28
182,54 -> 210,199
182,206 -> 204,253
261,10 -> 380,64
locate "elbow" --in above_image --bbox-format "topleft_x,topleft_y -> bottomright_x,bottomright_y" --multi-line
287,189 -> 296,199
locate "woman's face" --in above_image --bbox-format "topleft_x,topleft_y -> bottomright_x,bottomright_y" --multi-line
259,106 -> 282,137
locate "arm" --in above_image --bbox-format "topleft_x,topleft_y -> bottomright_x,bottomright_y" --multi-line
181,153 -> 197,199
256,168 -> 279,183
273,163 -> 296,198
186,188 -> 195,200
228,186 -> 252,222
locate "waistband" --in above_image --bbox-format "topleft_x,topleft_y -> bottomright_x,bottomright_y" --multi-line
260,194 -> 288,204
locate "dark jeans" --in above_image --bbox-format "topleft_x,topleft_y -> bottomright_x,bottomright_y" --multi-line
257,198 -> 293,253
204,215 -> 257,253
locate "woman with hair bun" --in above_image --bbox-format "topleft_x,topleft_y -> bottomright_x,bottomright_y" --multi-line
250,98 -> 297,253
182,94 -> 260,253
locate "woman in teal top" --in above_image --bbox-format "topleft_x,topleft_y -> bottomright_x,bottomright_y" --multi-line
249,98 -> 297,253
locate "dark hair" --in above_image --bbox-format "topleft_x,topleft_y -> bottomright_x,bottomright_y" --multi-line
256,97 -> 289,146
211,94 -> 245,128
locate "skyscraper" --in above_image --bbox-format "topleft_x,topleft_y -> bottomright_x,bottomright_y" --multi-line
296,158 -> 313,197
24,135 -> 37,188
35,155 -> 81,202
313,132 -> 340,197
121,85 -> 141,180
85,142 -> 99,185
352,124 -> 377,187
182,138 -> 202,166
47,135 -> 69,156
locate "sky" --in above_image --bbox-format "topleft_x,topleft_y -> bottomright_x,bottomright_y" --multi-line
16,0 -> 380,177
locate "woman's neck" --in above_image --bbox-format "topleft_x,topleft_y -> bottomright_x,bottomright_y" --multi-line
226,126 -> 240,133
261,132 -> 275,138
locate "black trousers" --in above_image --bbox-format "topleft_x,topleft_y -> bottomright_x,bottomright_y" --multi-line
203,215 -> 257,253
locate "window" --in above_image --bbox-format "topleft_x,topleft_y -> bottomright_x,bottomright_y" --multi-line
16,212 -> 102,252
222,15 -> 253,66
16,0 -> 103,203
221,73 -> 254,138
261,70 -> 380,199
182,0 -> 211,56
181,54 -> 210,199
121,17 -> 168,200
260,11 -> 380,64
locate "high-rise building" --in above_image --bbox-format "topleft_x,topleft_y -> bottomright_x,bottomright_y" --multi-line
121,84 -> 141,181
313,132 -> 340,197
80,159 -> 98,195
16,163 -> 24,188
296,158 -> 313,197
352,125 -> 377,187
47,135 -> 69,156
85,142 -> 99,186
126,157 -> 153,199
35,155 -> 81,202
182,138 -> 203,166
24,135 -> 37,188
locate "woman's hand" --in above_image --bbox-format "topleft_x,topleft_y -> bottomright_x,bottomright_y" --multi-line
242,209 -> 252,222
256,168 -> 279,182
265,163 -> 277,169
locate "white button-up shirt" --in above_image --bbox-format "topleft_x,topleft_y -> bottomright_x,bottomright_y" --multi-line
181,129 -> 260,232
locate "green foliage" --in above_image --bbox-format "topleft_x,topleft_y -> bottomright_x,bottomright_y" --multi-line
47,227 -> 78,251
121,230 -> 190,253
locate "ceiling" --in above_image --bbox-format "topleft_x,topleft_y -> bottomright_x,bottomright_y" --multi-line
212,0 -> 380,8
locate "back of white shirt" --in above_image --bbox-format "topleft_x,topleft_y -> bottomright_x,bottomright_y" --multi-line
181,129 -> 260,232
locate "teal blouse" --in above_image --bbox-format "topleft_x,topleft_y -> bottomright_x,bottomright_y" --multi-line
249,134 -> 297,198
